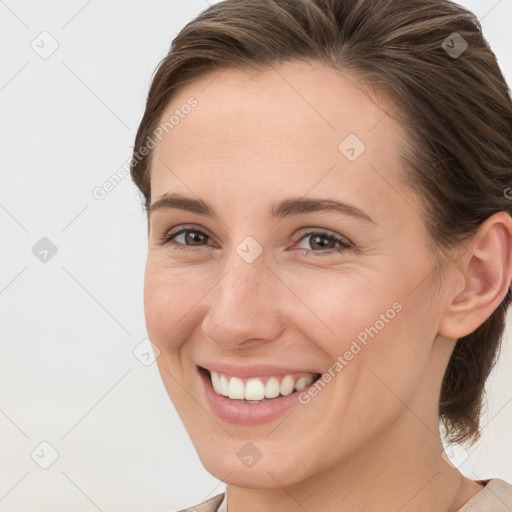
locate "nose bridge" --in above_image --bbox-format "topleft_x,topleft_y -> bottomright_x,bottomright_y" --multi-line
202,244 -> 283,347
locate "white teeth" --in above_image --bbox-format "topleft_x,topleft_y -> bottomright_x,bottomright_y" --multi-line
211,370 -> 220,391
209,370 -> 317,401
295,375 -> 313,391
280,375 -> 295,396
228,377 -> 245,399
245,378 -> 265,401
265,377 -> 280,399
219,374 -> 229,396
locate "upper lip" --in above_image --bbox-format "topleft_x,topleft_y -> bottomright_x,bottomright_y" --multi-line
198,362 -> 321,379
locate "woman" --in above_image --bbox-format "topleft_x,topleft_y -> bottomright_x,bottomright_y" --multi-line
130,0 -> 512,510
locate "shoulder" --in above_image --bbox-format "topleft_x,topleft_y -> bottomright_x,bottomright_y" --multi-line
174,492 -> 226,512
457,478 -> 512,511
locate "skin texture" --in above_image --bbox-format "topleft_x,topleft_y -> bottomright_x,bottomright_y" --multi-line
144,61 -> 512,511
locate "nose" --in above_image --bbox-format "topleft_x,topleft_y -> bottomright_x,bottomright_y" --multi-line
201,250 -> 285,350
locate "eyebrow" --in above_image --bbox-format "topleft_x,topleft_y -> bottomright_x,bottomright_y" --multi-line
149,193 -> 376,224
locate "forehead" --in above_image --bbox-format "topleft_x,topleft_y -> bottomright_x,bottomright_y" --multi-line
150,61 -> 414,223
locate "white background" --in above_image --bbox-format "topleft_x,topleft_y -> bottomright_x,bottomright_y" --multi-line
1,1 -> 511,510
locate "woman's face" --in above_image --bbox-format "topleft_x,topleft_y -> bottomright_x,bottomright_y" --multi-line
144,61 -> 452,488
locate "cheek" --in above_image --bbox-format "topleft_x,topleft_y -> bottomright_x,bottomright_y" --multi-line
142,260 -> 203,351
287,270 -> 401,355
143,261 -> 206,408
143,265 -> 169,343
292,269 -> 432,407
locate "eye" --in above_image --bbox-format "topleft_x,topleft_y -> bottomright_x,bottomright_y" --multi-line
294,229 -> 352,256
159,225 -> 211,252
158,225 -> 353,256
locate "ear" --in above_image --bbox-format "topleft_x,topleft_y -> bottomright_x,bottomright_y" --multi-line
438,211 -> 512,339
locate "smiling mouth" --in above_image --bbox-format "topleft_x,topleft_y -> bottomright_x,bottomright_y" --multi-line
199,366 -> 322,404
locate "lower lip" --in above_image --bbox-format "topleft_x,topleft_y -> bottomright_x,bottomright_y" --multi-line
198,366 -> 319,425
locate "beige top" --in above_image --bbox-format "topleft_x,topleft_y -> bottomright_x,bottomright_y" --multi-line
177,478 -> 512,512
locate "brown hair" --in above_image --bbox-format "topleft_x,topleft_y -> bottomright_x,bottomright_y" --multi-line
130,0 -> 512,446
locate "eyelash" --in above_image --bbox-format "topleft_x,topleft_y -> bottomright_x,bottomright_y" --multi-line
158,225 -> 353,256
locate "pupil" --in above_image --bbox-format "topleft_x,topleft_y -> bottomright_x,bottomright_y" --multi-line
313,235 -> 330,249
187,231 -> 204,245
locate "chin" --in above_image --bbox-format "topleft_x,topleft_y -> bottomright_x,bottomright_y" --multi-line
197,445 -> 313,489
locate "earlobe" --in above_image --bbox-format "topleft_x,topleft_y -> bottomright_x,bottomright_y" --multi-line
438,212 -> 512,340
